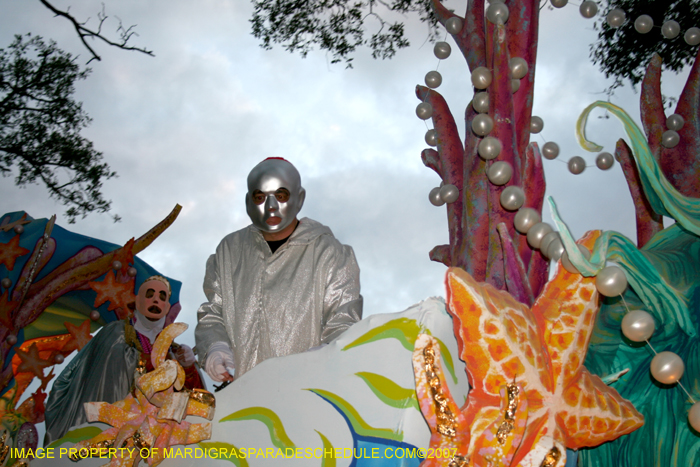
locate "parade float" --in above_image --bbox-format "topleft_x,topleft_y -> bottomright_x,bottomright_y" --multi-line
3,0 -> 700,466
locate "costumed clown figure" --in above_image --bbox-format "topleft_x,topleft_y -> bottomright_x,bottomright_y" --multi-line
195,157 -> 363,383
44,276 -> 204,445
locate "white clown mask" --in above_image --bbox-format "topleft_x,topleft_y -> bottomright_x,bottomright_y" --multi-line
135,277 -> 171,321
245,158 -> 306,233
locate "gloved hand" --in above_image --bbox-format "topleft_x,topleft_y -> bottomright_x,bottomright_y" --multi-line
173,344 -> 196,368
204,341 -> 235,382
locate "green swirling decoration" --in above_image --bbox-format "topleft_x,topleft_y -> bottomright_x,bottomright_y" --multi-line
220,407 -> 295,450
549,199 -> 694,337
47,426 -> 103,448
198,442 -> 248,467
315,431 -> 336,467
342,318 -> 421,351
581,226 -> 700,465
540,99 -> 700,466
576,101 -> 700,235
342,318 -> 458,383
355,372 -> 419,411
307,388 -> 403,442
545,100 -> 700,337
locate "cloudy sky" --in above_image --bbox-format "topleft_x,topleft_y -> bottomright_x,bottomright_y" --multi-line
0,0 -> 690,349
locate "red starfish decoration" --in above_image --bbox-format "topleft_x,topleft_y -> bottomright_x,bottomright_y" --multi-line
15,343 -> 53,378
89,270 -> 135,318
62,319 -> 93,353
0,290 -> 18,328
113,237 -> 136,276
0,234 -> 30,271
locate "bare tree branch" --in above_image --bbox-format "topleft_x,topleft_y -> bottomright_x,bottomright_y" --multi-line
38,0 -> 154,63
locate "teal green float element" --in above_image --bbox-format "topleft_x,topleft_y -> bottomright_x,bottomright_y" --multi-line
549,200 -> 694,338
307,388 -> 403,442
355,372 -> 419,411
315,430 -> 336,467
565,99 -> 700,466
342,317 -> 458,383
581,227 -> 700,466
220,407 -> 295,450
547,101 -> 700,338
576,101 -> 700,235
198,442 -> 249,467
47,426 -> 103,448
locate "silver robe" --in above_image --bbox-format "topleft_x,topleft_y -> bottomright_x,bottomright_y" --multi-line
195,217 -> 362,378
44,320 -> 139,445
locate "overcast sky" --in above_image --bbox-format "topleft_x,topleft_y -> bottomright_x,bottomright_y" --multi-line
0,0 -> 690,347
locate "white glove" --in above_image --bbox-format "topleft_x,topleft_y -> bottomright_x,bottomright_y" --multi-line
204,341 -> 235,382
173,344 -> 196,368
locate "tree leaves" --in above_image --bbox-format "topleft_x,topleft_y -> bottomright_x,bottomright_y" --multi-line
591,0 -> 700,91
249,0 -> 438,67
0,34 -> 117,223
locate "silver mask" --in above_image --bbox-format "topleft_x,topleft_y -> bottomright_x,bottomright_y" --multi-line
245,159 -> 306,233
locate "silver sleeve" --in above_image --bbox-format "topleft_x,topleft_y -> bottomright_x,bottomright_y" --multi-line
195,252 -> 232,363
320,244 -> 363,343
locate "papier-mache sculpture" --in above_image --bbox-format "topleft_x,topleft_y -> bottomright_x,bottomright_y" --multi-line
0,207 -> 185,462
41,250 -> 648,467
40,298 -> 469,467
68,323 -> 213,467
412,231 -> 644,467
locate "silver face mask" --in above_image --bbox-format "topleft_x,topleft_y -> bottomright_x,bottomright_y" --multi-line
245,159 -> 306,233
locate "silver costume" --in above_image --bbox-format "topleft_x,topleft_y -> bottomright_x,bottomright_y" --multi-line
44,320 -> 141,445
194,217 -> 362,378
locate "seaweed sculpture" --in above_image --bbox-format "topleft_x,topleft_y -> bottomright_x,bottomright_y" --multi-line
572,51 -> 700,465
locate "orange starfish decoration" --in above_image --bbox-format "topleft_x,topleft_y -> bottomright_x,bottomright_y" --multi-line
413,231 -> 644,467
62,319 -> 93,353
90,270 -> 135,317
11,335 -> 70,400
15,343 -> 53,378
0,234 -> 30,271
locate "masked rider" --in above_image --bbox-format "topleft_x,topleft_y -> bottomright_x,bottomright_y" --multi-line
195,158 -> 363,383
44,276 -> 203,444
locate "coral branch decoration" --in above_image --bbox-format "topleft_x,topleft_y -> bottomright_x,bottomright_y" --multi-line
72,323 -> 214,467
582,46 -> 700,249
419,0 -> 547,304
613,139 -> 663,247
642,49 -> 700,200
413,231 -> 643,466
